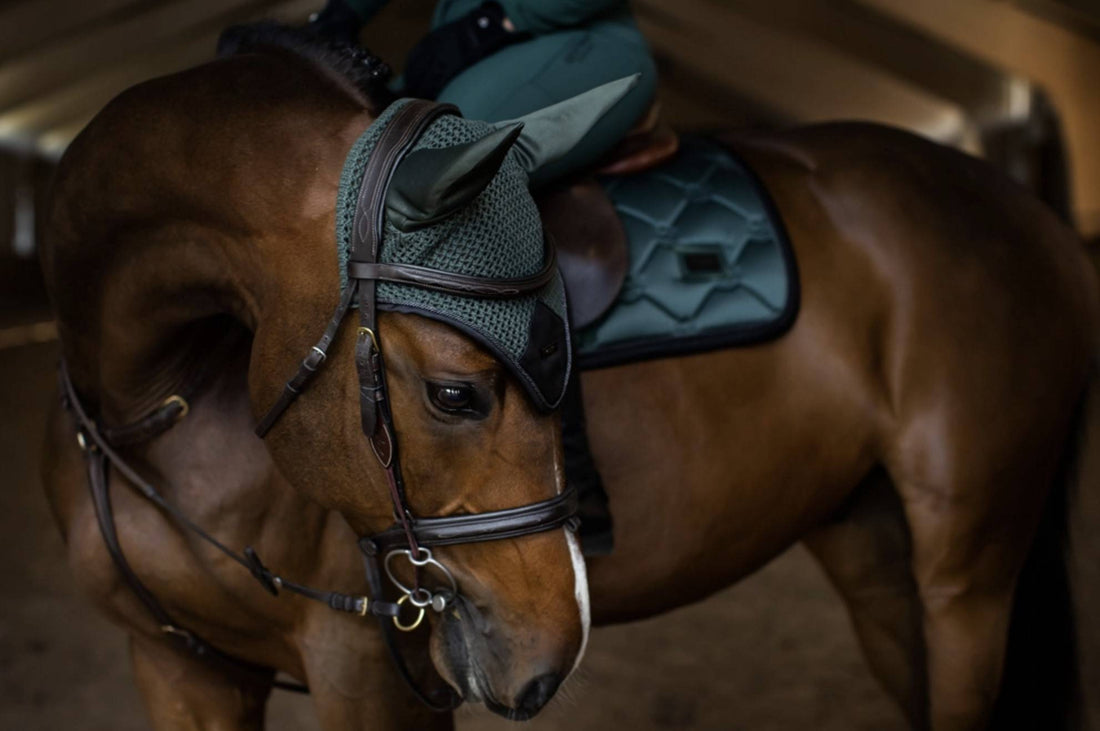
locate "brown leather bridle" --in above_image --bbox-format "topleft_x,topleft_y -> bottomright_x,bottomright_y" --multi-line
60,99 -> 579,709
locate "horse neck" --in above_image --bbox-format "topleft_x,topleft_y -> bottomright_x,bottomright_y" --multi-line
84,223 -> 265,424
43,51 -> 376,426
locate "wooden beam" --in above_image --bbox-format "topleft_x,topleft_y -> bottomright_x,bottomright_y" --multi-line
856,0 -> 1100,236
654,60 -> 783,132
0,34 -> 216,136
0,0 -> 142,65
0,0 -> 318,151
0,0 -> 285,110
1007,0 -> 1100,42
635,0 -> 977,148
707,0 -> 1026,126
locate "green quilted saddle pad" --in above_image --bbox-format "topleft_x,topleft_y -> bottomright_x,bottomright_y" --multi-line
575,136 -> 799,369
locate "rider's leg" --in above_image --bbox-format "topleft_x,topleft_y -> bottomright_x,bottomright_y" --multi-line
435,12 -> 657,185
430,0 -> 630,34
298,609 -> 454,731
130,635 -> 272,731
311,0 -> 656,184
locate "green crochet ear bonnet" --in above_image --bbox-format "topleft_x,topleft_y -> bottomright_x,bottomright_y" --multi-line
334,77 -> 638,410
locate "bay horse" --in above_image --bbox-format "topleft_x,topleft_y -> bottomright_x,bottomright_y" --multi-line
39,30 -> 1098,730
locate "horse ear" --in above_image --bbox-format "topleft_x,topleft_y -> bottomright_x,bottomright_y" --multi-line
386,123 -> 524,231
491,75 -> 640,181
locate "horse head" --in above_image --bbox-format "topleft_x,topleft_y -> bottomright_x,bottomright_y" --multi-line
249,77 -> 636,717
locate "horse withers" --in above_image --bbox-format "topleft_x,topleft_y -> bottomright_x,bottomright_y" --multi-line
39,29 -> 1099,730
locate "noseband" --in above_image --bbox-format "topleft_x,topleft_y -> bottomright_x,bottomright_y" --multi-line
60,100 -> 579,709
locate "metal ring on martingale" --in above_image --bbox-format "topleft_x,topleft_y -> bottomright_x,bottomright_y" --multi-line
393,594 -> 426,632
383,548 -> 458,611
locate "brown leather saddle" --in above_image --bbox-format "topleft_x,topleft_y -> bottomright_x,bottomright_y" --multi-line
536,101 -> 679,329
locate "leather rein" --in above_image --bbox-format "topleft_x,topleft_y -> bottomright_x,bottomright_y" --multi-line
59,99 -> 579,709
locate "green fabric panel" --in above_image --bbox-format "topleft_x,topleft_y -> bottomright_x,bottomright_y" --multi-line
436,10 -> 656,185
363,0 -> 654,184
575,137 -> 798,365
433,0 -> 625,33
345,0 -> 630,34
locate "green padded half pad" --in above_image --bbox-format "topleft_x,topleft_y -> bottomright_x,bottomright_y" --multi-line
575,136 -> 799,369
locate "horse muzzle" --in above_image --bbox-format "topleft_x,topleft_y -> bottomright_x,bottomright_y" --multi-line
432,593 -> 573,720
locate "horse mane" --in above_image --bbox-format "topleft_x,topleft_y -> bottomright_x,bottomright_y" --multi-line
215,20 -> 397,114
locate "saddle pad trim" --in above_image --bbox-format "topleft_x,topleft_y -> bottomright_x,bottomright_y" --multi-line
575,140 -> 800,371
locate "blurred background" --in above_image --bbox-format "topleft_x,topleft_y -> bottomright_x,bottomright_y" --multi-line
2,0 -> 1099,728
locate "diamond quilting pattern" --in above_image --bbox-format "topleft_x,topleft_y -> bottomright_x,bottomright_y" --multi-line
575,136 -> 798,366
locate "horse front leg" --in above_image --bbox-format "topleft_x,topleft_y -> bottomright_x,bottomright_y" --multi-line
130,635 -> 272,730
297,611 -> 454,731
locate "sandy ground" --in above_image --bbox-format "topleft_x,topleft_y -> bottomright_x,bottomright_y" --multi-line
0,335 -> 904,730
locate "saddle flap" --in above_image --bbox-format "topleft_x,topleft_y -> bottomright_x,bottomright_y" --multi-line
537,179 -> 628,329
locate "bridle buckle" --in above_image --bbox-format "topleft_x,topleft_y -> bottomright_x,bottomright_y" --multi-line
357,326 -> 380,352
160,394 -> 190,423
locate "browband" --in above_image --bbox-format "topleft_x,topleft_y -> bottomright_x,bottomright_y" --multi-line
347,235 -> 557,298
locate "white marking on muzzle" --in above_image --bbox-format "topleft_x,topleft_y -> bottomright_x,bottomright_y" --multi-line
554,456 -> 589,675
565,529 -> 590,674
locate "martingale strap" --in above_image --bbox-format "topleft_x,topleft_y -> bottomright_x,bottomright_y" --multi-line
83,448 -> 312,693
254,284 -> 356,438
59,362 -> 402,694
349,100 -> 455,554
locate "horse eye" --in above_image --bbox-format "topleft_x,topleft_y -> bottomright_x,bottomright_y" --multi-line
428,383 -> 475,413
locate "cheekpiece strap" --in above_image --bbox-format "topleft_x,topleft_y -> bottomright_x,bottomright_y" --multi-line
348,100 -> 457,448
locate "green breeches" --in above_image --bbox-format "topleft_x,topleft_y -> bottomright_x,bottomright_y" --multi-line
430,4 -> 657,185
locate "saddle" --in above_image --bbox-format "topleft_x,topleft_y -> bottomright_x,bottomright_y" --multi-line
537,102 -> 679,556
541,123 -> 800,556
537,100 -> 679,329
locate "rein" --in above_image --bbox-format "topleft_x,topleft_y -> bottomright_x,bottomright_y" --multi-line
60,99 -> 579,710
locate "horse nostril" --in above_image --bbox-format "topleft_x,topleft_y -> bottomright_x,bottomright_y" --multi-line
515,673 -> 561,716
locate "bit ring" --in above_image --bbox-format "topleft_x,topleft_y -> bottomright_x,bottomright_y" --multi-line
383,547 -> 458,604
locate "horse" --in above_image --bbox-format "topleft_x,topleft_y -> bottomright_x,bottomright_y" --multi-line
38,30 -> 1099,731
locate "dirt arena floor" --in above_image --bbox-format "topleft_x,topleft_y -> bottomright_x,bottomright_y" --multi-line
1,269 -> 903,730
